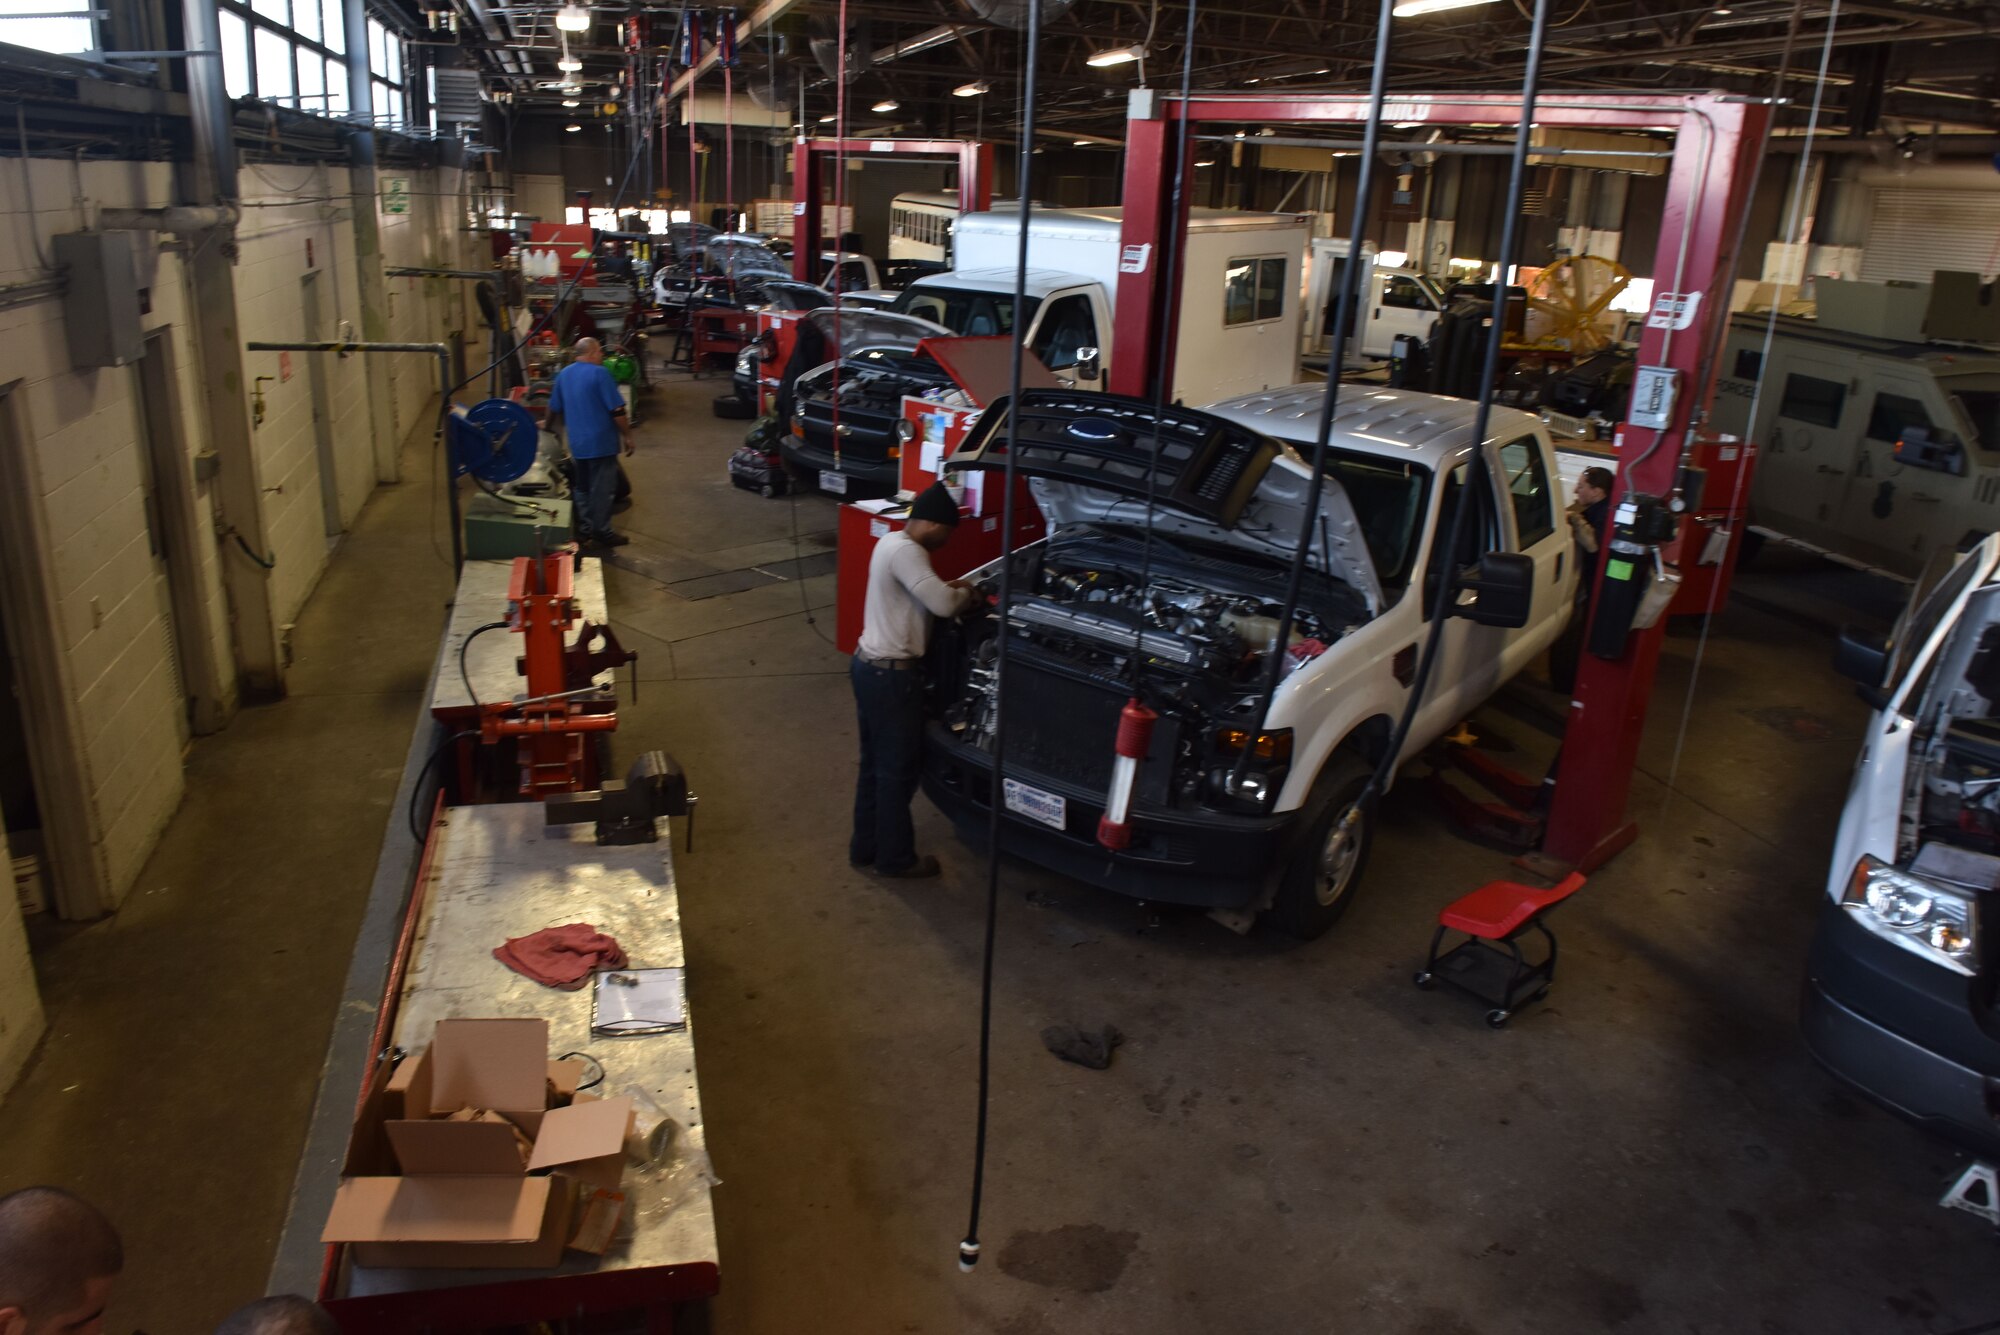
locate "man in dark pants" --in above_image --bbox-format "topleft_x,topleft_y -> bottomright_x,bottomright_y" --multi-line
850,483 -> 971,879
1549,465 -> 1614,693
546,336 -> 634,548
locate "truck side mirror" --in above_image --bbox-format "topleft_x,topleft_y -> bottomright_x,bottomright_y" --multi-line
1834,625 -> 1893,709
1450,551 -> 1535,628
1076,346 -> 1101,383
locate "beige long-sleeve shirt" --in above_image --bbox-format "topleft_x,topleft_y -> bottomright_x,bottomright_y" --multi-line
857,530 -> 972,661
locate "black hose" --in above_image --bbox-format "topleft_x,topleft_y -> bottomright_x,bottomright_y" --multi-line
229,528 -> 276,569
961,0 -> 1043,1275
408,729 -> 479,844
1347,0 -> 1556,814
1229,0 -> 1396,792
459,620 -> 510,710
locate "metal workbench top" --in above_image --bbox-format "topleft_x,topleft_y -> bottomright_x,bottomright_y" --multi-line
430,557 -> 613,717
341,800 -> 717,1300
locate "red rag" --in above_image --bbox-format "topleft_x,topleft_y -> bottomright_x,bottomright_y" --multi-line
493,923 -> 629,990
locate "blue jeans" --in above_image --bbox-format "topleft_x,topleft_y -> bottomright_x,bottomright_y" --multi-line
850,657 -> 924,872
572,454 -> 618,540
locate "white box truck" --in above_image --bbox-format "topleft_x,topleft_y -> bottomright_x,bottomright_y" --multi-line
884,206 -> 1310,405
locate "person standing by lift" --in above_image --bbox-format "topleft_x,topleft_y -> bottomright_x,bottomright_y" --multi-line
1549,465 -> 1614,694
546,336 -> 635,550
850,483 -> 972,879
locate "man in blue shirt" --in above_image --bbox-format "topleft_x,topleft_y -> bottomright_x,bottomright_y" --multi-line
546,336 -> 634,548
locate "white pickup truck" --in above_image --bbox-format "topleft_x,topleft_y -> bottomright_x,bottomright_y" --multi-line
920,385 -> 1578,937
885,205 -> 1311,405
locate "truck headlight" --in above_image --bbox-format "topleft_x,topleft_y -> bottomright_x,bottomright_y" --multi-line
1843,855 -> 1978,975
1203,727 -> 1292,812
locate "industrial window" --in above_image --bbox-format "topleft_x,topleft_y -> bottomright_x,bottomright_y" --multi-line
0,0 -> 96,53
1777,373 -> 1846,428
1497,437 -> 1556,547
1381,274 -> 1431,311
1732,347 -> 1763,381
1029,295 -> 1097,371
217,0 -> 391,120
1866,392 -> 1935,445
1224,257 -> 1287,327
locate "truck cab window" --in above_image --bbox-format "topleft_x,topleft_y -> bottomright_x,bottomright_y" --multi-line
1030,295 -> 1097,370
1866,392 -> 1935,444
1382,275 -> 1431,310
1423,461 -> 1501,619
1497,437 -> 1556,546
1778,372 -> 1846,428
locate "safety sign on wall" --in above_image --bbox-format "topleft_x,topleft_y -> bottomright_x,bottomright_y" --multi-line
381,177 -> 411,214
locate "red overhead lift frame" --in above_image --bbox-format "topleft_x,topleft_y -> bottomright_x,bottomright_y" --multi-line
790,138 -> 994,284
1111,89 -> 1772,874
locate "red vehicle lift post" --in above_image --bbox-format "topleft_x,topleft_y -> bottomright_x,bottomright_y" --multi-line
1109,89 -> 1773,874
790,138 -> 994,284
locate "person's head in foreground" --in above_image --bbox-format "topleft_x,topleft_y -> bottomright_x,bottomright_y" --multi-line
905,481 -> 962,551
0,1187 -> 122,1335
213,1294 -> 340,1335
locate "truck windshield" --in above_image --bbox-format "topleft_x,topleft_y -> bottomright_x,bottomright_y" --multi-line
889,286 -> 1041,337
1322,450 -> 1431,591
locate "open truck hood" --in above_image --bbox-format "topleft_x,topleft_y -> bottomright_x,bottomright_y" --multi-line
803,308 -> 955,357
946,390 -> 1384,614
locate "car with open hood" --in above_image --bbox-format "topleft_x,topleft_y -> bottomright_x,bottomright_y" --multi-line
1808,535 -> 2000,1157
779,309 -> 960,498
919,386 -> 1578,936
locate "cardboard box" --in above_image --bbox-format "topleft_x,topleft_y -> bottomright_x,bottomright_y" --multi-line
323,1018 -> 632,1270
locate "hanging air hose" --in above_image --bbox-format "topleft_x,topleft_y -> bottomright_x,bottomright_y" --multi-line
959,0 -> 1043,1276
1236,0 -> 1557,850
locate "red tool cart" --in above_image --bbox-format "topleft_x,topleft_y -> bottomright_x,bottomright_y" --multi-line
1668,433 -> 1757,618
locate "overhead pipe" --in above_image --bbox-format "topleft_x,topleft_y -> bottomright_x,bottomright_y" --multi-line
99,204 -> 240,233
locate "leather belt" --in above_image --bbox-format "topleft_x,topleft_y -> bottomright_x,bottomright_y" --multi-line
856,654 -> 918,671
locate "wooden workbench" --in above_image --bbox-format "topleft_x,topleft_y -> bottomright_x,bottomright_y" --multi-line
323,801 -> 718,1331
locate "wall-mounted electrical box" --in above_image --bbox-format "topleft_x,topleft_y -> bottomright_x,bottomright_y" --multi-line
54,230 -> 144,369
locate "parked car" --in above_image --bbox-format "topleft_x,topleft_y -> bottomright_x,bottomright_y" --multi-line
653,235 -> 789,314
779,309 -> 958,497
1807,534 -> 2000,1157
920,385 -> 1576,937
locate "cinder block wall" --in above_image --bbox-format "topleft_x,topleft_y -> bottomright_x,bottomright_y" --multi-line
0,828 -> 43,1097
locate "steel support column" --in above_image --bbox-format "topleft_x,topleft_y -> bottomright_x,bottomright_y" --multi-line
179,0 -> 283,699
791,138 -> 994,284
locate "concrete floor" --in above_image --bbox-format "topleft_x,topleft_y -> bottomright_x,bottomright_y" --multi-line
6,365 -> 2000,1334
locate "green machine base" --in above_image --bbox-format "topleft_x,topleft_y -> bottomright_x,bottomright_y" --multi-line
463,491 -> 574,560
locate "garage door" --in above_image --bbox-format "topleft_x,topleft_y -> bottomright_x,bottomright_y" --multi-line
1861,188 -> 2000,283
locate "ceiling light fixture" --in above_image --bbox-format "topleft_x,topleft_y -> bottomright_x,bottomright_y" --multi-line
1086,43 -> 1145,67
1390,0 -> 1499,15
558,55 -> 582,72
1195,158 -> 1216,167
1073,139 -> 1094,146
565,123 -> 581,132
562,98 -> 579,107
954,79 -> 990,97
872,98 -> 899,112
1712,4 -> 1733,11
818,113 -> 837,123
554,3 -> 590,32
1393,120 -> 1423,128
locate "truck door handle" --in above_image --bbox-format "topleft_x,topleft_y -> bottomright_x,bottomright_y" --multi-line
1554,550 -> 1565,581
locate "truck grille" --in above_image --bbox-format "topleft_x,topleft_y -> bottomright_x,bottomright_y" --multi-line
1001,661 -> 1127,792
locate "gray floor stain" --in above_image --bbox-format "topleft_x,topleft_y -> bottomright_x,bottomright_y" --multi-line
997,1223 -> 1140,1293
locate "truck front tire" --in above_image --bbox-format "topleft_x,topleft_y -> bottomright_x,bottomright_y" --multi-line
1265,756 -> 1375,940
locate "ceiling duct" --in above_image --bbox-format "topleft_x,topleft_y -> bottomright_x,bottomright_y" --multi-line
957,0 -> 1077,26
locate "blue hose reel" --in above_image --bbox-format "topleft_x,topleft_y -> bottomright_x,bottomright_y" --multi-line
448,398 -> 542,485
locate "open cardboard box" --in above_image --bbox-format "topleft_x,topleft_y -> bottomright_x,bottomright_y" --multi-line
323,1018 -> 632,1269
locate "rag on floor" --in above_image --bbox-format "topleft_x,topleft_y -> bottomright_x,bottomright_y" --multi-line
494,923 -> 628,990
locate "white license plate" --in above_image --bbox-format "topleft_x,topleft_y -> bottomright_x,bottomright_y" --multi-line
1004,778 -> 1066,831
819,470 -> 849,495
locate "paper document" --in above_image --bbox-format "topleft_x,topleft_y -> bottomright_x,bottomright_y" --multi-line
590,967 -> 687,1036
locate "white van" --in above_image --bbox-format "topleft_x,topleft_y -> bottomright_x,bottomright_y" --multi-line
1302,238 -> 1449,364
889,206 -> 1310,405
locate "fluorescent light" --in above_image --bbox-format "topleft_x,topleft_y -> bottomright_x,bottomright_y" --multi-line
1195,159 -> 1216,167
562,98 -> 579,107
871,98 -> 899,112
1391,0 -> 1499,14
818,113 -> 837,123
554,3 -> 590,32
558,55 -> 582,72
1086,43 -> 1144,67
1073,139 -> 1093,146
565,123 -> 581,132
954,80 -> 989,97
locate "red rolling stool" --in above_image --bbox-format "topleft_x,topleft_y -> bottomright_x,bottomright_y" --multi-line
1415,871 -> 1587,1028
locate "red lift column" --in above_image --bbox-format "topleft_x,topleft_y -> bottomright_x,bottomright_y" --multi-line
1539,97 -> 1770,871
792,138 -> 995,285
